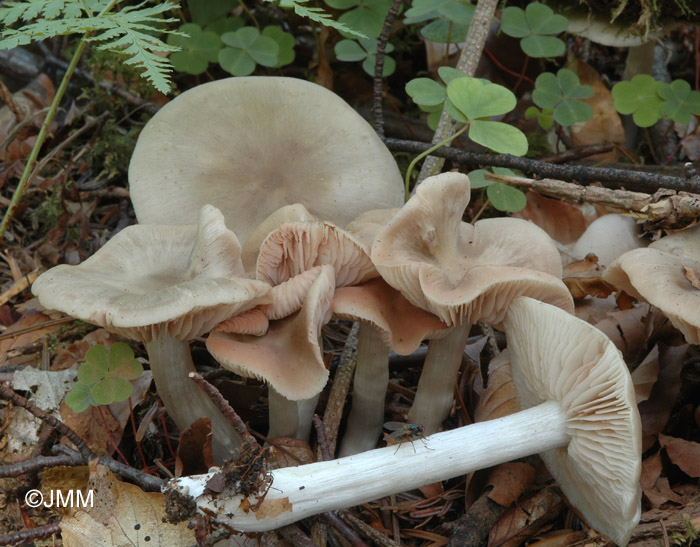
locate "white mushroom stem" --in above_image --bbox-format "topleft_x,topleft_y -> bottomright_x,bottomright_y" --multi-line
146,332 -> 242,461
171,400 -> 568,532
267,388 -> 319,441
339,324 -> 390,456
407,323 -> 470,434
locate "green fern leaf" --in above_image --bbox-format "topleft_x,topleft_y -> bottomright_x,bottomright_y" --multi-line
265,0 -> 366,38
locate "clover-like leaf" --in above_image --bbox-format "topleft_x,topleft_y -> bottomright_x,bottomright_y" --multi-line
219,26 -> 279,76
168,23 -> 222,75
188,0 -> 236,26
206,16 -> 244,36
487,182 -> 527,212
438,66 -> 466,85
612,74 -> 663,128
658,79 -> 700,125
65,381 -> 93,413
108,342 -> 143,380
467,167 -> 515,189
326,0 -> 392,38
469,120 -> 528,156
92,376 -> 133,405
532,69 -> 593,127
79,344 -> 109,385
447,77 -> 517,119
501,3 -> 567,58
335,37 -> 394,77
262,26 -> 295,67
406,78 -> 447,106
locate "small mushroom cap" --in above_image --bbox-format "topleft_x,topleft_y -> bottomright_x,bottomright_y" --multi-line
344,208 -> 400,248
129,77 -> 404,242
206,265 -> 335,400
257,220 -> 377,288
332,278 -> 448,355
372,172 -> 574,326
504,296 -> 641,546
572,214 -> 644,267
603,225 -> 700,344
32,205 -> 273,342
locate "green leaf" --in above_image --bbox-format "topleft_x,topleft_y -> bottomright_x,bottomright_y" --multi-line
612,74 -> 662,128
558,68 -> 593,99
263,26 -> 295,66
658,79 -> 700,125
532,72 -> 562,109
363,54 -> 394,76
79,344 -> 108,384
447,77 -> 516,119
500,6 -> 529,38
188,0 -> 236,26
420,18 -> 468,43
218,46 -> 255,75
108,342 -> 143,381
65,382 -> 93,413
525,2 -> 567,35
324,0 -> 358,10
469,120 -> 528,155
554,100 -> 593,127
222,25 -> 258,48
247,34 -> 278,66
271,0 -> 366,39
168,23 -> 221,75
467,168 -> 492,189
92,376 -> 132,405
205,16 -> 244,35
337,0 -> 391,38
438,66 -> 466,85
520,34 -> 565,58
406,77 -> 446,106
487,183 -> 526,212
335,39 -> 366,61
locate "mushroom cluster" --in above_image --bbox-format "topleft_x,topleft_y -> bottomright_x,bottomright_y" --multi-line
30,76 -> 644,544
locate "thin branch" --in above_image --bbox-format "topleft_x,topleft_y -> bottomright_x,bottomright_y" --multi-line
0,522 -> 61,546
384,137 -> 700,194
0,453 -> 83,478
372,0 -> 403,138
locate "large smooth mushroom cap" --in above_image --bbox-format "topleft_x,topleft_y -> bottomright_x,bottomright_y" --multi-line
504,297 -> 642,546
31,205 -> 273,342
603,224 -> 700,344
371,172 -> 574,326
129,77 -> 404,242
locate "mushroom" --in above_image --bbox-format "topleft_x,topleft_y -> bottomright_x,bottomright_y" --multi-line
31,205 -> 273,461
170,296 -> 642,546
128,77 -> 404,243
207,265 -> 335,440
571,214 -> 645,267
603,223 -> 700,344
371,172 -> 575,433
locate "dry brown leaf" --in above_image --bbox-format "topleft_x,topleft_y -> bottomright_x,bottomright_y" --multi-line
683,266 -> 700,290
563,255 -> 614,300
593,304 -> 659,363
269,437 -> 315,468
60,403 -> 120,456
527,531 -> 588,546
0,311 -> 64,366
574,294 -> 618,323
638,344 -> 688,450
659,434 -> 700,478
631,345 -> 660,404
175,417 -> 215,478
567,56 -> 625,161
51,329 -> 117,370
640,450 -> 665,508
489,487 -> 565,547
473,349 -> 520,423
60,462 -> 195,546
486,461 -> 536,507
512,192 -> 595,245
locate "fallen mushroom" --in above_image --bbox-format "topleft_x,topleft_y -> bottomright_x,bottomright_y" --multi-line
169,296 -> 641,546
603,223 -> 700,344
32,205 -> 273,461
371,172 -> 574,433
128,76 -> 404,243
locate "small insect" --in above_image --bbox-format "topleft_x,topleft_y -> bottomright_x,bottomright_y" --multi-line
383,421 -> 428,453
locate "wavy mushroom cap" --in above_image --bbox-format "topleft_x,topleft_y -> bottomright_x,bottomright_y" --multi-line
572,214 -> 645,267
206,265 -> 335,400
257,220 -> 377,288
504,297 -> 641,546
603,224 -> 700,344
129,77 -> 404,242
371,172 -> 574,326
31,205 -> 273,342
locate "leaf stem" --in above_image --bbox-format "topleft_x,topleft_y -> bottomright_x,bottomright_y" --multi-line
0,0 -> 119,240
404,124 -> 468,201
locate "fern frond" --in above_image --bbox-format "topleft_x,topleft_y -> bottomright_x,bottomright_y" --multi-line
266,0 -> 366,39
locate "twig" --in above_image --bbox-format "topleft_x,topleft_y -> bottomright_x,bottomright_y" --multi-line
538,143 -> 615,163
0,453 -> 83,477
415,0 -> 499,185
321,512 -> 369,547
384,137 -> 700,194
322,323 -> 359,456
313,414 -> 332,462
0,522 -> 61,546
372,0 -> 403,138
278,524 -> 316,546
486,173 -> 700,226
339,511 -> 401,547
188,372 -> 258,447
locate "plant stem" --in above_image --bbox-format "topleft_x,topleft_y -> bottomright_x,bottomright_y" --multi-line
404,124 -> 468,201
0,0 -> 119,239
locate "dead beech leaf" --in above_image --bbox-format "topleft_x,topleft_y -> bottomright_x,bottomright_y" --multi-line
175,417 -> 215,478
269,437 -> 315,468
60,462 -> 194,546
563,255 -> 614,299
641,450 -> 662,491
0,311 -> 64,366
631,345 -> 660,404
659,434 -> 700,478
567,56 -> 625,161
512,192 -> 594,245
488,486 -> 564,547
60,403 -> 120,456
527,531 -> 588,546
51,329 -> 117,370
594,304 -> 659,363
473,349 -> 520,422
486,461 -> 536,507
683,266 -> 700,290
